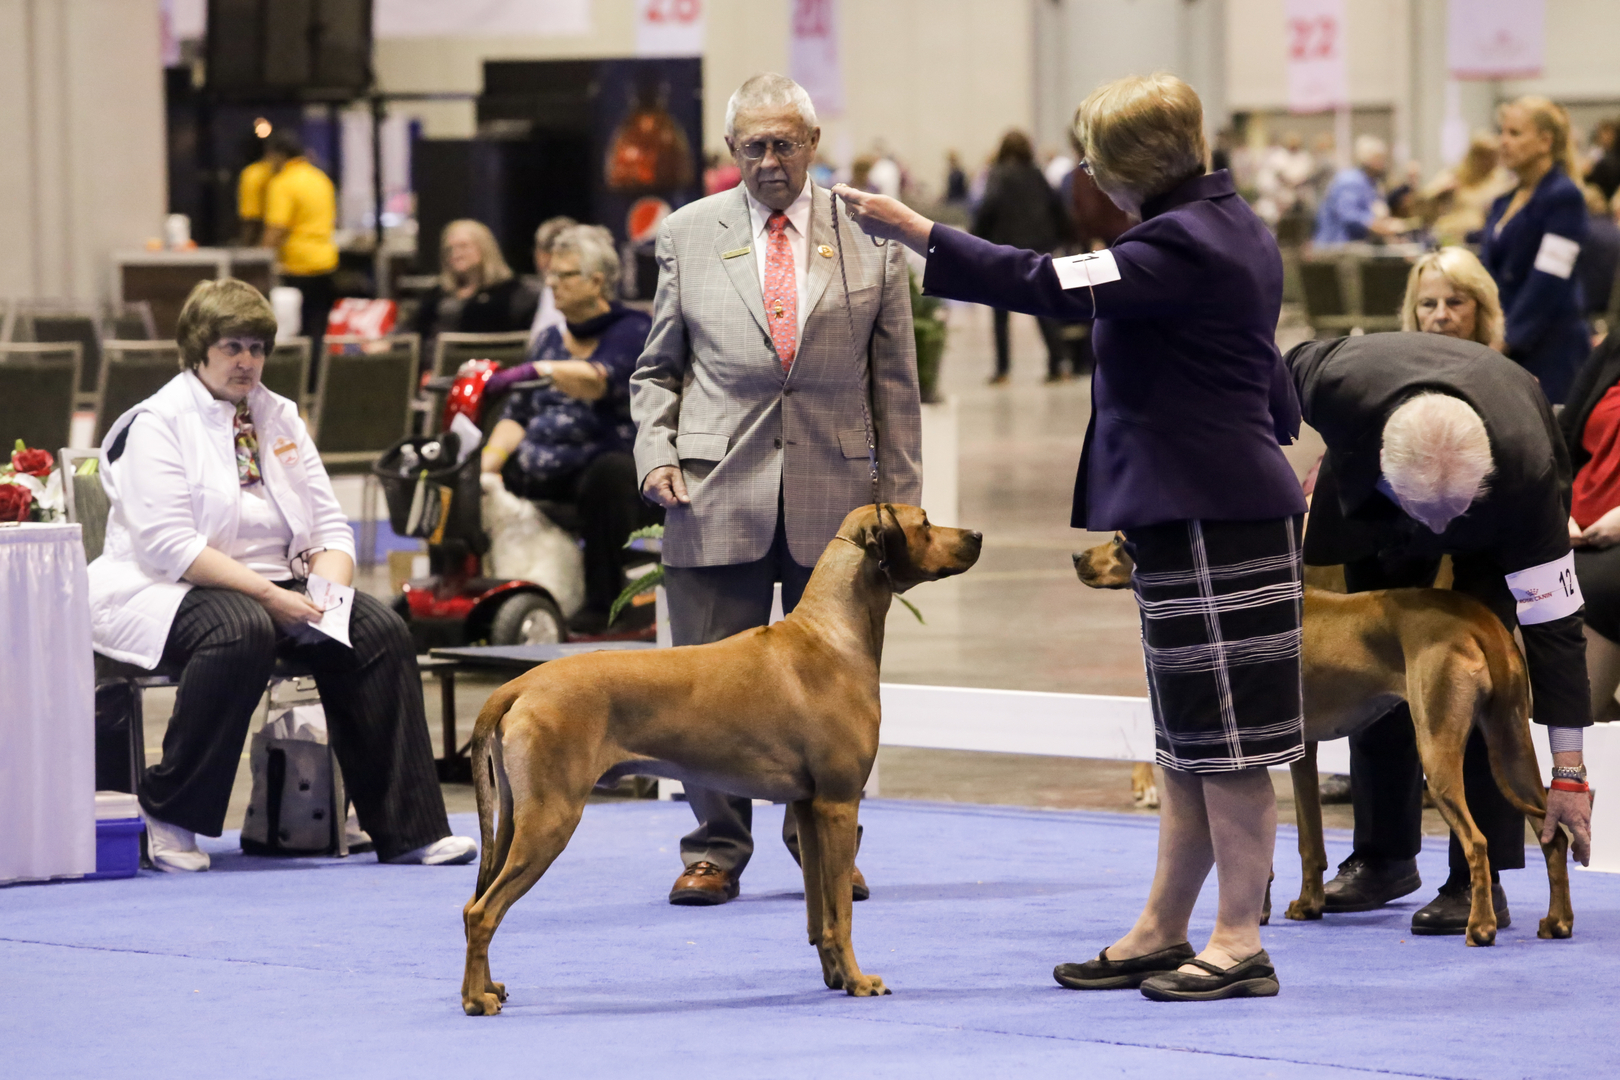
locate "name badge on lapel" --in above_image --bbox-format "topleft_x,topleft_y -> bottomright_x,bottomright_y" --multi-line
272,437 -> 300,469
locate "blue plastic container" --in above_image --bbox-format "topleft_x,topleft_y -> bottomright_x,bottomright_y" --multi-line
87,817 -> 144,880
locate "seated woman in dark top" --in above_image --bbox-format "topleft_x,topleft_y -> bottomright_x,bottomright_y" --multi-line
410,218 -> 538,345
1560,333 -> 1620,722
480,225 -> 656,634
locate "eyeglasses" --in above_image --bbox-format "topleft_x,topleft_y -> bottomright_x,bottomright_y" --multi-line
545,269 -> 583,284
736,138 -> 806,162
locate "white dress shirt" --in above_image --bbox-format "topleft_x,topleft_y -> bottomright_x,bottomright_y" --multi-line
229,482 -> 294,579
744,180 -> 811,333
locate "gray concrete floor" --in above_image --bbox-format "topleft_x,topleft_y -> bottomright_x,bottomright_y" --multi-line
137,303 -> 1457,843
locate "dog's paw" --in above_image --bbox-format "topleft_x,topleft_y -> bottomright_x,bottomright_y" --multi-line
487,981 -> 508,1002
1537,916 -> 1573,940
463,992 -> 504,1016
1465,923 -> 1497,947
1284,900 -> 1324,921
844,975 -> 890,997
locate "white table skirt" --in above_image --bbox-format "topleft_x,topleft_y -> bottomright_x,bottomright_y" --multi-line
0,522 -> 95,885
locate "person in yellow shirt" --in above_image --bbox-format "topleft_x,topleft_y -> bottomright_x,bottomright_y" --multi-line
261,130 -> 339,383
237,152 -> 275,246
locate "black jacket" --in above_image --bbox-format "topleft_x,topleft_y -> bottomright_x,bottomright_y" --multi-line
1558,334 -> 1620,473
410,276 -> 539,341
1288,333 -> 1588,728
972,162 -> 1068,254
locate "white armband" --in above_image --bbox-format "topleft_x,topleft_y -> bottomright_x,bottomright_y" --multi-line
1532,233 -> 1580,280
1504,551 -> 1583,626
1052,250 -> 1122,290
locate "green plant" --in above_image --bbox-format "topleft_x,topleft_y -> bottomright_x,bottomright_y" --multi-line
608,524 -> 666,626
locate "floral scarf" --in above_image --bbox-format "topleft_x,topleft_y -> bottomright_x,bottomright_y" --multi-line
233,400 -> 261,486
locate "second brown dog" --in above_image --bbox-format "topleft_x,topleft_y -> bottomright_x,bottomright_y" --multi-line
1075,533 -> 1573,946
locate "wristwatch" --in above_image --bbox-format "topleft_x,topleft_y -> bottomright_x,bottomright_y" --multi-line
1552,764 -> 1588,782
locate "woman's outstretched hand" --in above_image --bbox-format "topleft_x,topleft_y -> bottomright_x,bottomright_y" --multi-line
830,185 -> 935,255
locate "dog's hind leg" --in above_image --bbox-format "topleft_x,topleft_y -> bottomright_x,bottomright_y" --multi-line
1411,672 -> 1497,946
807,798 -> 889,997
1285,743 -> 1328,921
461,795 -> 588,1015
1478,709 -> 1574,939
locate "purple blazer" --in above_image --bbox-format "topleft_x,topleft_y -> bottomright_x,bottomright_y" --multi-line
922,170 -> 1306,531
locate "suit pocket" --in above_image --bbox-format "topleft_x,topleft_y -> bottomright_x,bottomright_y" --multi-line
675,432 -> 730,462
837,429 -> 871,459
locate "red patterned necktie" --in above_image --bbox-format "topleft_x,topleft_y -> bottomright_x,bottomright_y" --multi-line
764,211 -> 797,371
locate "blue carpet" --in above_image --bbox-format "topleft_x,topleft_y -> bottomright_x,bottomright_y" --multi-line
3,800 -> 1616,1079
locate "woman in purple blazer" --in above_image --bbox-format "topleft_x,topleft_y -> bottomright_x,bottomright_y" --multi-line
837,74 -> 1305,1002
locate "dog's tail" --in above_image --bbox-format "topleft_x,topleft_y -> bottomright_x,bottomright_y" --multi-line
472,683 -> 520,902
1476,616 -> 1548,819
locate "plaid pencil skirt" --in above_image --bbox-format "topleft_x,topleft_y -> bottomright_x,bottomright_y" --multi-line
1124,516 -> 1306,774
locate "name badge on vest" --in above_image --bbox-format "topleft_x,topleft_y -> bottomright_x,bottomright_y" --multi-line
273,437 -> 300,469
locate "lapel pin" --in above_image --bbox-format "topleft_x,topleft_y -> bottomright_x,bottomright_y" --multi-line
818,244 -> 834,258
722,246 -> 751,260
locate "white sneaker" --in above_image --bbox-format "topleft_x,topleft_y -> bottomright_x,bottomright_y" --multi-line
387,836 -> 477,866
344,808 -> 374,853
142,810 -> 210,873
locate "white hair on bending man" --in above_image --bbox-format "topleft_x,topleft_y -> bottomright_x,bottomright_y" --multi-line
725,72 -> 817,139
1380,393 -> 1495,534
1354,135 -> 1389,171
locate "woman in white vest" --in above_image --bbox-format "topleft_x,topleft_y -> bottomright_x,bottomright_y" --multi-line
90,279 -> 473,872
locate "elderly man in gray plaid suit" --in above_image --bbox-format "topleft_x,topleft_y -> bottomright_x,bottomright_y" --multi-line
631,73 -> 922,906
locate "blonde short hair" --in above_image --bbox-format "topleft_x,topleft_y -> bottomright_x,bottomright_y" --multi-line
1071,73 -> 1207,203
438,219 -> 513,293
1381,393 -> 1494,514
1399,247 -> 1504,348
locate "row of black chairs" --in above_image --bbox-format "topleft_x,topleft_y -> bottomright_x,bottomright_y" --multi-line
1,299 -> 159,404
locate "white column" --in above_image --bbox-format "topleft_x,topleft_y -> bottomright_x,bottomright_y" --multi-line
0,0 -> 167,302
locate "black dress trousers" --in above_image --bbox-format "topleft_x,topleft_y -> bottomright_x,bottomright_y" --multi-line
139,585 -> 451,862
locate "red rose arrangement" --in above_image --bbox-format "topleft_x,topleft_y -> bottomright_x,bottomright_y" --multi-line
0,482 -> 30,522
11,446 -> 53,477
0,440 -> 65,523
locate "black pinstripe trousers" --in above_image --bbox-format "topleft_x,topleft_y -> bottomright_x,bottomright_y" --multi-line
139,585 -> 450,861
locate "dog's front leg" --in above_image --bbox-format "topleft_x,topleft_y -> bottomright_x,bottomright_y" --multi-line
1285,744 -> 1327,921
809,798 -> 890,997
792,798 -> 836,986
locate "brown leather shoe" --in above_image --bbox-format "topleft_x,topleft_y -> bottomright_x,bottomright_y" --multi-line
668,861 -> 739,905
851,865 -> 870,902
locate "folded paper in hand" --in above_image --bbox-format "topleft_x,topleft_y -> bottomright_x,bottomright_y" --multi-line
296,572 -> 354,647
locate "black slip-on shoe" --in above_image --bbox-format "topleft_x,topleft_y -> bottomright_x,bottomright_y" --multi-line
1054,942 -> 1196,990
1139,950 -> 1279,1002
1322,855 -> 1422,913
1411,881 -> 1510,935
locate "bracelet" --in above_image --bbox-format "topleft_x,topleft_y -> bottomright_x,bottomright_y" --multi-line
1550,778 -> 1591,794
1552,764 -> 1589,782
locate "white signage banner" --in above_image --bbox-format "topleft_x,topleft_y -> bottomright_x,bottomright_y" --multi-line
636,0 -> 705,57
789,0 -> 844,118
1447,0 -> 1544,79
374,0 -> 592,39
1284,0 -> 1348,114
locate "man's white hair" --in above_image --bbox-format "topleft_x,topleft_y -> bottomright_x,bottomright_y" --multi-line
1380,393 -> 1494,512
1354,134 -> 1388,168
725,73 -> 818,139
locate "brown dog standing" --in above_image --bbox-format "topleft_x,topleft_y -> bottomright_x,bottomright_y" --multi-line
1076,534 -> 1574,947
460,505 -> 981,1014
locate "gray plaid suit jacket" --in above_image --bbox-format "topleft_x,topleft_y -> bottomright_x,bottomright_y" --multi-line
631,182 -> 922,568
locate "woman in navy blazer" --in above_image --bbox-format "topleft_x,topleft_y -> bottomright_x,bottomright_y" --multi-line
1481,97 -> 1590,405
838,74 -> 1304,1003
